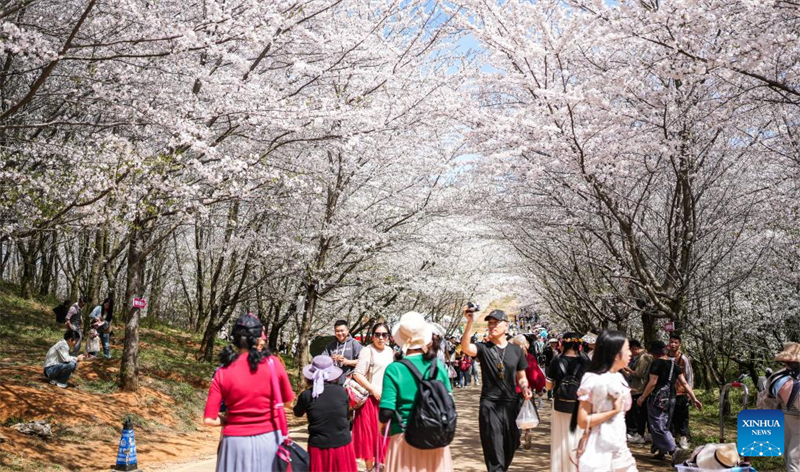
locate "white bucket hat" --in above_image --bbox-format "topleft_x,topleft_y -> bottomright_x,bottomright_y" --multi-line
392,312 -> 434,354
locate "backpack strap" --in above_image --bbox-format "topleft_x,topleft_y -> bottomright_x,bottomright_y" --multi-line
570,357 -> 585,377
786,377 -> 800,410
267,357 -> 289,438
557,356 -> 567,378
399,358 -> 427,382
557,356 -> 583,380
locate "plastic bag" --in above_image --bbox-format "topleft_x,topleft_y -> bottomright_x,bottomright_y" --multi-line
516,399 -> 539,429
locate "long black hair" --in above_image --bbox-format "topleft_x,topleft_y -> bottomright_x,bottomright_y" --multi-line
570,330 -> 628,432
587,330 -> 628,375
102,297 -> 113,322
219,324 -> 268,372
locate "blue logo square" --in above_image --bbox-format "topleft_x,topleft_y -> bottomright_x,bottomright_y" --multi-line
737,409 -> 784,457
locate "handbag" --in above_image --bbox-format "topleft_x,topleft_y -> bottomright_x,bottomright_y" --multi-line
268,357 -> 310,472
345,346 -> 374,410
344,375 -> 369,409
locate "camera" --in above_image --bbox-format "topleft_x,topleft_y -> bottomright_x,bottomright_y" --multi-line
466,302 -> 480,312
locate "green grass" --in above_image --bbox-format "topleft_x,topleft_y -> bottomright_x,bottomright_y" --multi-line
690,387 -> 787,472
0,285 -> 64,363
75,378 -> 119,394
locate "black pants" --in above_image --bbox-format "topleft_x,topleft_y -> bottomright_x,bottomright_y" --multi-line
626,393 -> 649,436
479,399 -> 521,472
671,395 -> 690,437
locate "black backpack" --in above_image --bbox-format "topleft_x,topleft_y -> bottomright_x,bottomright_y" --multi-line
554,355 -> 587,413
397,359 -> 457,450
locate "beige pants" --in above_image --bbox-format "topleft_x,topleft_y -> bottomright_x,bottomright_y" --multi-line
787,413 -> 800,472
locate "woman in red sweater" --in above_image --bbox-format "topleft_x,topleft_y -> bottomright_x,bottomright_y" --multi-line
203,314 -> 295,472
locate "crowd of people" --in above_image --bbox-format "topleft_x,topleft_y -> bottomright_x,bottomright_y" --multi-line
39,298 -> 798,472
43,297 -> 114,388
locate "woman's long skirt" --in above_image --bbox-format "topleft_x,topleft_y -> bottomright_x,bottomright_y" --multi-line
216,431 -> 281,472
352,396 -> 386,463
551,409 -> 581,472
384,434 -> 453,472
309,443 -> 358,472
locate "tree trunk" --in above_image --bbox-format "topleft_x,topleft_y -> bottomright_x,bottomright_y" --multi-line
18,240 -> 37,299
120,226 -> 146,392
147,249 -> 166,320
294,282 -> 318,370
200,305 -> 222,361
38,232 -> 57,297
268,301 -> 291,352
86,229 -> 106,307
640,307 -> 660,348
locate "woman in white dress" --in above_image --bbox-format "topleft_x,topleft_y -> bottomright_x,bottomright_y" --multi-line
572,330 -> 638,472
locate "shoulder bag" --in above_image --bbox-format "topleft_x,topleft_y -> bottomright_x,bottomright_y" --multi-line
268,357 -> 309,472
344,345 -> 373,410
651,360 -> 675,411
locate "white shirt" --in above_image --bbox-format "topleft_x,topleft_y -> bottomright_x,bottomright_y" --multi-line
355,344 -> 394,395
577,372 -> 635,472
66,303 -> 82,328
44,339 -> 76,368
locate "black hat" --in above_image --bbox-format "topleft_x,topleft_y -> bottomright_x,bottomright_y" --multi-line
484,310 -> 509,322
649,340 -> 667,354
234,313 -> 262,331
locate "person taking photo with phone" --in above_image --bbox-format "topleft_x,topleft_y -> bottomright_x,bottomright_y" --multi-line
461,306 -> 532,472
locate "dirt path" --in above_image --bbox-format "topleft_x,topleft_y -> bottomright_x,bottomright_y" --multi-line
157,385 -> 672,472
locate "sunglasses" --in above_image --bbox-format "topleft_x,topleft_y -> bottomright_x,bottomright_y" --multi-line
373,332 -> 389,339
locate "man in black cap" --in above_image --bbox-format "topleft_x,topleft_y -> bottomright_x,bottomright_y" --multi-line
461,306 -> 532,472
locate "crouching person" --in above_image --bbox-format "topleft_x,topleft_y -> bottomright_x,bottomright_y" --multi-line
44,330 -> 85,388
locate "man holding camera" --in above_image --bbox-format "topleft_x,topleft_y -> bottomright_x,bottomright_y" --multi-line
462,304 -> 532,472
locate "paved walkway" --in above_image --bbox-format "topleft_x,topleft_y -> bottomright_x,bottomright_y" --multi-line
163,384 -> 670,472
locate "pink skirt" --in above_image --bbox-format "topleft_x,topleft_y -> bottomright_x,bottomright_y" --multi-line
384,434 -> 452,472
352,396 -> 386,463
309,443 -> 358,472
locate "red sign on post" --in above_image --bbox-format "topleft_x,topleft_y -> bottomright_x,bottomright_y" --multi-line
664,321 -> 675,332
132,298 -> 147,309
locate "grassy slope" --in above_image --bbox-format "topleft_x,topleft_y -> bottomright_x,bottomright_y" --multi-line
0,282 -> 300,472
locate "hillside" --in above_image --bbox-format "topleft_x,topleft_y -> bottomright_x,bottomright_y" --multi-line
0,283 -> 299,472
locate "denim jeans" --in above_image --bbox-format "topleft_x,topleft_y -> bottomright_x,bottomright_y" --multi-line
45,361 -> 77,383
100,332 -> 110,358
70,328 -> 83,355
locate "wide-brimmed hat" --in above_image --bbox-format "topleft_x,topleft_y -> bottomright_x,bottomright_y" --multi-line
392,312 -> 433,353
775,342 -> 800,363
430,322 -> 446,337
302,355 -> 343,398
695,443 -> 740,469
